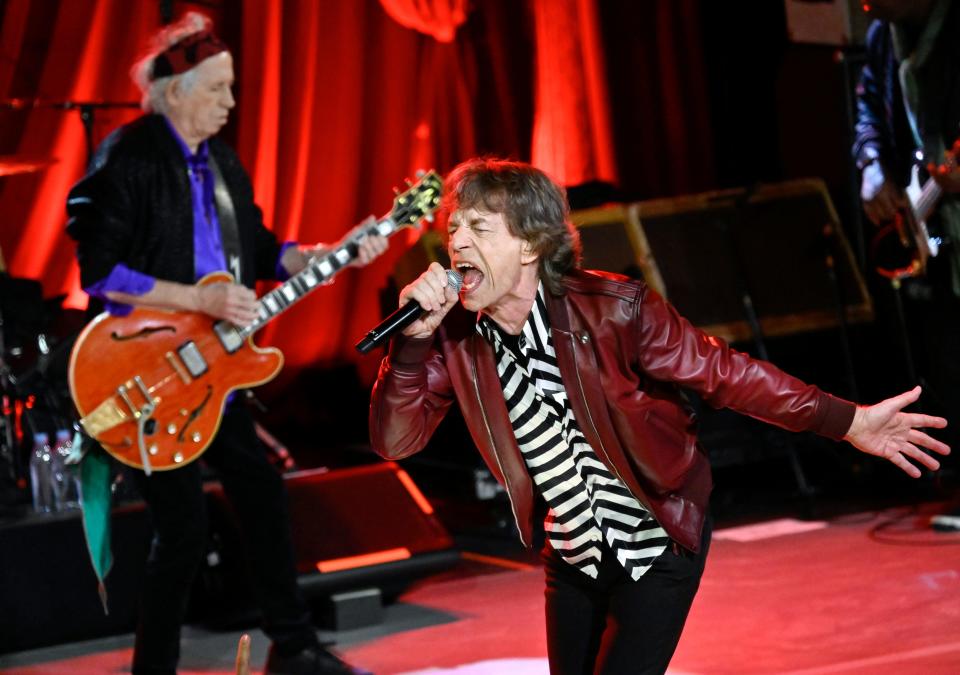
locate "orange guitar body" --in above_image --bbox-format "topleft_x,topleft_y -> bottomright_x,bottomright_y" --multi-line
68,272 -> 283,471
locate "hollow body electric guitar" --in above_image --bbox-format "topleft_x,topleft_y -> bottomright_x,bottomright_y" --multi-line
69,171 -> 442,473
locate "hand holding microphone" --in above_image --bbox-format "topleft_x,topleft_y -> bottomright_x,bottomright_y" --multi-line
355,263 -> 462,353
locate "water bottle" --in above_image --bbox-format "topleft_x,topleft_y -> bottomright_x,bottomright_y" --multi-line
29,432 -> 60,513
53,429 -> 81,510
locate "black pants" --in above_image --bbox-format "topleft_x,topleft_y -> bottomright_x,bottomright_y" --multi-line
542,516 -> 712,675
131,405 -> 316,675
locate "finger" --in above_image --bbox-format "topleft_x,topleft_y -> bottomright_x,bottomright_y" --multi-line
887,451 -> 922,478
371,235 -> 389,254
907,429 -> 951,456
358,214 -> 377,231
899,442 -> 941,472
406,276 -> 445,312
427,261 -> 447,279
359,236 -> 388,263
902,412 -> 948,430
883,386 -> 922,412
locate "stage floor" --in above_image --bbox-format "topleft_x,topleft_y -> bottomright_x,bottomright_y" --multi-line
2,505 -> 958,675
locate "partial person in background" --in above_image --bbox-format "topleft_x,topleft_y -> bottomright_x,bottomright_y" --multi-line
854,0 -> 960,531
66,13 -> 385,675
369,157 -> 950,674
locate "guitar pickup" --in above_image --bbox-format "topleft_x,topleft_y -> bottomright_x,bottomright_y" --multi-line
213,320 -> 244,354
177,341 -> 208,377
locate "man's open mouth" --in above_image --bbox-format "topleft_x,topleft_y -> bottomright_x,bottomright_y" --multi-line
455,262 -> 484,293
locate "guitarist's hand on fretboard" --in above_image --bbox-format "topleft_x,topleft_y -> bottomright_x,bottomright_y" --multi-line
193,281 -> 259,325
861,161 -> 908,226
335,214 -> 390,267
282,215 -> 390,275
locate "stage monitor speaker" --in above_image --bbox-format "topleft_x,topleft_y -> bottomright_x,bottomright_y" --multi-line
199,463 -> 458,616
571,204 -> 653,285
0,503 -> 152,653
572,179 -> 873,344
285,463 -> 455,577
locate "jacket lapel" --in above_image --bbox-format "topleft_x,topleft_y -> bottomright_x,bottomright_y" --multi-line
546,289 -> 647,502
470,334 -> 532,495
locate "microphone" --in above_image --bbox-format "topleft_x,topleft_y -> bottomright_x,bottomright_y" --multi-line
355,269 -> 463,354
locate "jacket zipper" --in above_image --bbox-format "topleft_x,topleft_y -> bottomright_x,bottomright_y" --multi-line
471,349 -> 528,547
570,333 -> 654,514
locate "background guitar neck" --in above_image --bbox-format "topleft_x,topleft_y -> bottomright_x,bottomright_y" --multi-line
914,176 -> 943,224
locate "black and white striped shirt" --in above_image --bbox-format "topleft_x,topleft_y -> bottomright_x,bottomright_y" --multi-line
478,284 -> 670,580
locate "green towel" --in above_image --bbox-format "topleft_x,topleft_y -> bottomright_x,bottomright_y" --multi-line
78,437 -> 114,615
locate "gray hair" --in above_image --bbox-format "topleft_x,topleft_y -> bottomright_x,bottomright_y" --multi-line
139,68 -> 200,114
129,12 -> 215,113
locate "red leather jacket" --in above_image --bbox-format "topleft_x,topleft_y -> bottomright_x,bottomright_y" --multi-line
369,270 -> 856,552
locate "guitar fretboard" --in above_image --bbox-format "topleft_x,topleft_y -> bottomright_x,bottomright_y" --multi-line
915,179 -> 943,223
239,218 -> 397,337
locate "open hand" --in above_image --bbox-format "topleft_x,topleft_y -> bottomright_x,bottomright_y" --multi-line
843,386 -> 950,477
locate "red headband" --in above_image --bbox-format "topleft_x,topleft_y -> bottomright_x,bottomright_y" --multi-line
150,30 -> 228,80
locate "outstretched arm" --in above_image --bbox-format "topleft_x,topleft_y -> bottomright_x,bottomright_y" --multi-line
843,386 -> 950,477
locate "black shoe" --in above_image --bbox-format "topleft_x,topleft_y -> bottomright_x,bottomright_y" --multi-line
264,643 -> 371,675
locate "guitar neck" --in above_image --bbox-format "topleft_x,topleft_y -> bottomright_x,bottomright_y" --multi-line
240,217 -> 396,337
914,177 -> 943,224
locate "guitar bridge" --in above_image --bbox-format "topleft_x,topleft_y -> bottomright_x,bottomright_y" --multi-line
79,376 -> 155,437
79,399 -> 130,438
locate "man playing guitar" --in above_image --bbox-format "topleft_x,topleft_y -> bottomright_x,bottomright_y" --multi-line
854,0 -> 960,531
66,13 -> 384,675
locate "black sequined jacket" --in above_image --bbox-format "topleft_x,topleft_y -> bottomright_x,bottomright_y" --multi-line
66,114 -> 282,293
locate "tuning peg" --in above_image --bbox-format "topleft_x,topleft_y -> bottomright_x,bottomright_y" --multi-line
405,178 -> 413,187
415,169 -> 425,178
392,186 -> 400,195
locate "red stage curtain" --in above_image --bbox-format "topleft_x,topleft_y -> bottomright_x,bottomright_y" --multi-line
0,0 -> 162,309
378,0 -> 469,43
531,0 -> 617,187
598,0 -> 716,198
233,0 -> 480,380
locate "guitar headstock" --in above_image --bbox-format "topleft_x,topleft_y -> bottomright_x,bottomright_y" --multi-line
389,169 -> 443,230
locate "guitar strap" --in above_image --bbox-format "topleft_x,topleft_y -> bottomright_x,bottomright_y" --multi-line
208,152 -> 243,284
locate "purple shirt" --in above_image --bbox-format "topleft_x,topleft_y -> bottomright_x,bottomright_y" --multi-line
83,117 -> 295,315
